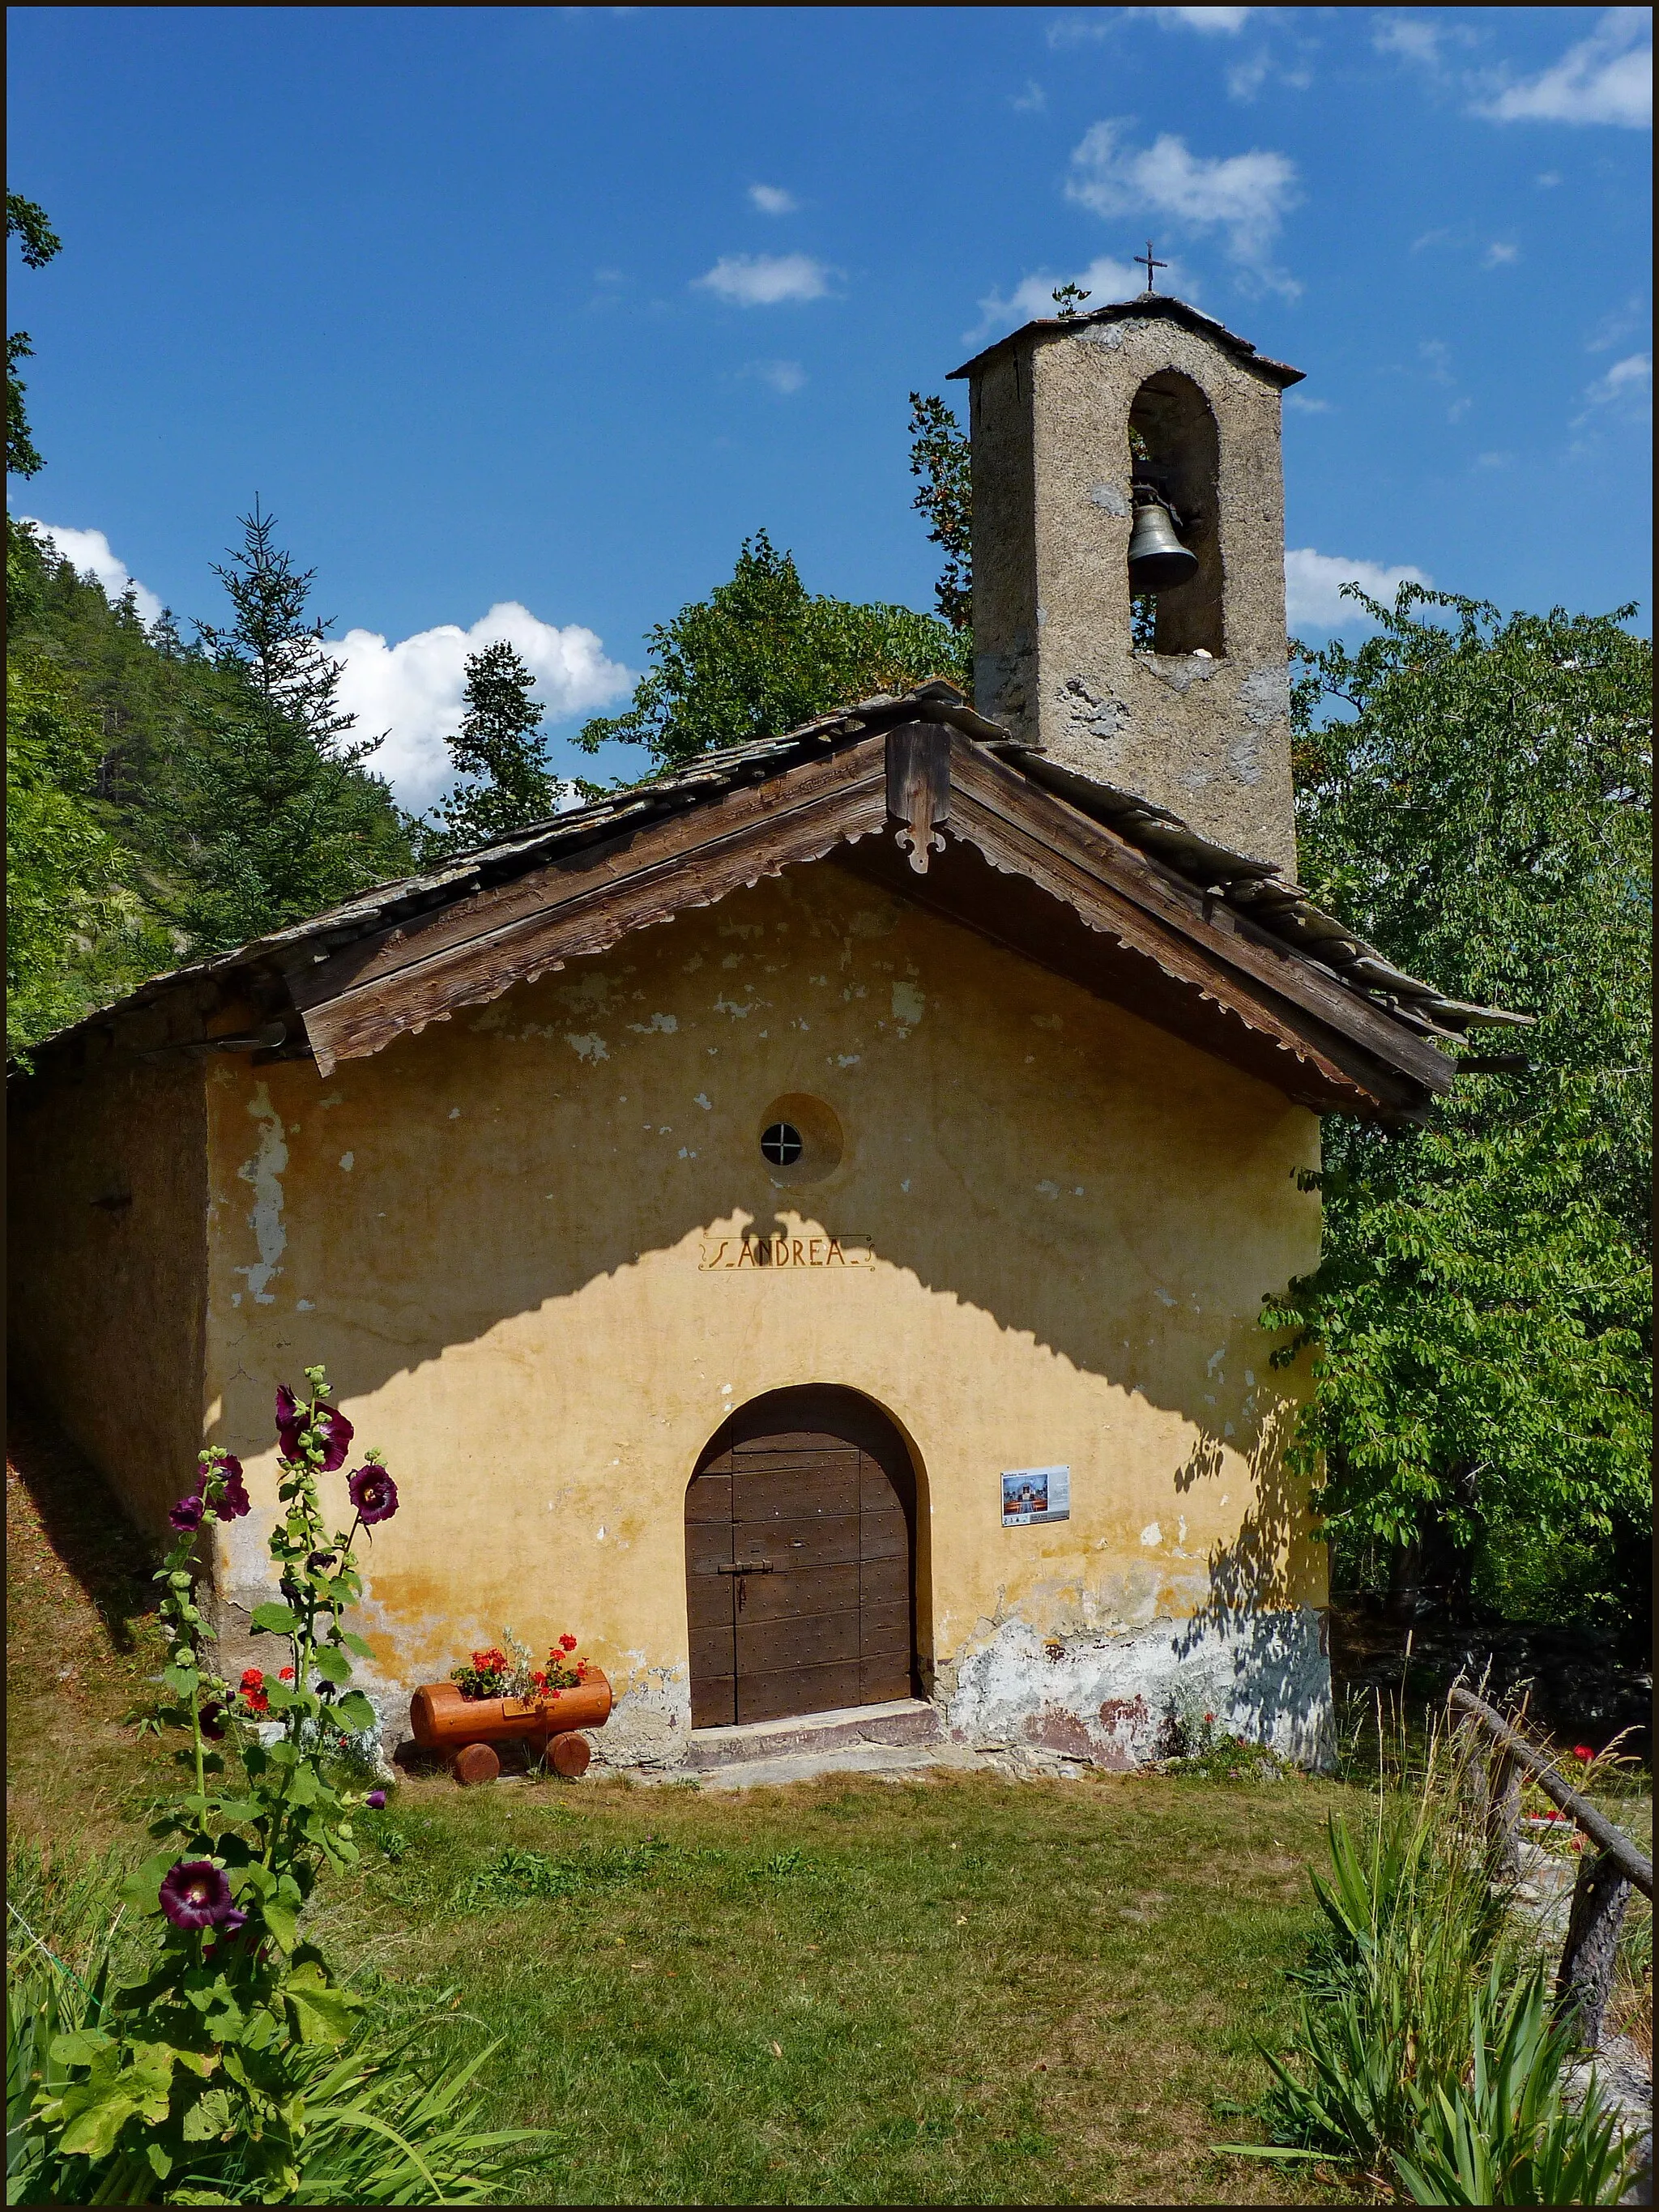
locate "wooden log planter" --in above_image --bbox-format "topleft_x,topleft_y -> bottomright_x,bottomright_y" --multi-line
409,1673 -> 613,1786
1450,1683 -> 1653,2053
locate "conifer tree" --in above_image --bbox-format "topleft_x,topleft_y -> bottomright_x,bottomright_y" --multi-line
427,641 -> 557,855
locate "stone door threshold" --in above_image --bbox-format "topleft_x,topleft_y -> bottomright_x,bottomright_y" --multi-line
684,1698 -> 941,1771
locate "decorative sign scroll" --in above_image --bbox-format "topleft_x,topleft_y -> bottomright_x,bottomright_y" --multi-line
1001,1465 -> 1071,1527
699,1233 -> 873,1272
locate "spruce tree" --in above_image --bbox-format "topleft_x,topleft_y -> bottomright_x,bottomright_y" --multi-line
427,641 -> 557,855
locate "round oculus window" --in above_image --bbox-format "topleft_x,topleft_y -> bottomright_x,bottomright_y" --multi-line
760,1122 -> 804,1167
757,1093 -> 844,1186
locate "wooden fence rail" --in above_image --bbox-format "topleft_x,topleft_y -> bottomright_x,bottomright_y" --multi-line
1449,1683 -> 1652,2053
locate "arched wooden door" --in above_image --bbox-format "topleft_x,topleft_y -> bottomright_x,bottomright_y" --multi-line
685,1387 -> 916,1728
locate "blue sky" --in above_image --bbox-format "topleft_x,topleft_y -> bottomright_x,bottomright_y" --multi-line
8,5 -> 1651,806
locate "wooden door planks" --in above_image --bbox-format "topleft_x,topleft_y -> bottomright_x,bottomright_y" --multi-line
684,1399 -> 916,1730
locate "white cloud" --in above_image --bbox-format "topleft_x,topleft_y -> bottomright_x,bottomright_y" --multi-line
748,184 -> 798,215
21,519 -> 164,625
970,254 -> 1174,341
693,253 -> 834,305
1582,351 -> 1653,407
742,357 -> 807,394
1284,391 -> 1331,413
1066,119 -> 1301,292
1285,548 -> 1431,629
1483,241 -> 1520,266
1477,7 -> 1652,127
1134,6 -> 1255,32
1013,79 -> 1047,112
332,603 -> 633,810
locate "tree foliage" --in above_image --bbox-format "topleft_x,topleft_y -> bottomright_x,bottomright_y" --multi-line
906,394 -> 972,631
6,186 -> 62,479
1265,586 -> 1652,1627
4,511 -> 416,1054
425,640 -> 558,855
576,529 -> 968,774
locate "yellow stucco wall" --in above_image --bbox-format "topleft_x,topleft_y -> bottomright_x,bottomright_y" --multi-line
199,855 -> 1325,1750
8,1052 -> 209,1536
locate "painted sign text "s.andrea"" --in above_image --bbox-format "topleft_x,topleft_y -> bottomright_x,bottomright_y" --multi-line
699,1234 -> 873,1271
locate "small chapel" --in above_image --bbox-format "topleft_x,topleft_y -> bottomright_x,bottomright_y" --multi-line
9,295 -> 1508,1771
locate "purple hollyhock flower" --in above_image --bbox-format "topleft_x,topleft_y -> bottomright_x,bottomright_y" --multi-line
159,1860 -> 241,1931
314,1407 -> 354,1473
307,1551 -> 336,1573
212,1470 -> 252,1523
366,1789 -> 387,1809
275,1383 -> 304,1460
198,1699 -> 228,1741
348,1464 -> 398,1525
169,1493 -> 206,1532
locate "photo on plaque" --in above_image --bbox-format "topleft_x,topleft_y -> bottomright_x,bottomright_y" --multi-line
1001,1464 -> 1070,1527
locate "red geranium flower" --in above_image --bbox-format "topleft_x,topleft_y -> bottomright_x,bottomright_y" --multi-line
1572,1745 -> 1594,1762
242,1688 -> 270,1715
279,1667 -> 295,1681
241,1669 -> 265,1690
558,1634 -> 578,1652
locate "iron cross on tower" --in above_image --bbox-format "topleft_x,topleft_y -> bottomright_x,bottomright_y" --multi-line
1134,241 -> 1166,293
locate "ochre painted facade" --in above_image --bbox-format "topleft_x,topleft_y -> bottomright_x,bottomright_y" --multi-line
179,855 -> 1326,1764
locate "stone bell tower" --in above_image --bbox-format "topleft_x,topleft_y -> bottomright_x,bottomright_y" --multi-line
950,296 -> 1304,875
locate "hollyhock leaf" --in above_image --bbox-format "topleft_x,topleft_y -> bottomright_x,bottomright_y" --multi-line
58,2090 -> 140,2160
334,1691 -> 377,1733
249,1602 -> 301,1636
121,1850 -> 180,1917
312,1645 -> 350,1686
262,1899 -> 299,1952
339,1630 -> 374,1658
49,2028 -> 114,2068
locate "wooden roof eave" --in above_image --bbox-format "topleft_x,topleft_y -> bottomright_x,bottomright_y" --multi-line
286,719 -> 1448,1123
292,734 -> 893,1076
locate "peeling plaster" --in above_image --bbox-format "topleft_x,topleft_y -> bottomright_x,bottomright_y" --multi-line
234,1085 -> 288,1306
943,1606 -> 1333,1770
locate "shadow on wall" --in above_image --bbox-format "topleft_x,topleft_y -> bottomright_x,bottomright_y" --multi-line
1171,1392 -> 1330,1752
201,860 -> 1316,1479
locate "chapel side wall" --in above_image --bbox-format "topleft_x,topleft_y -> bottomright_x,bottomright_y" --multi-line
7,1053 -> 210,1538
200,863 -> 1327,1767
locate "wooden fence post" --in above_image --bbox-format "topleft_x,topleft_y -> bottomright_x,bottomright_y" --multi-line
1486,1749 -> 1521,1877
1555,1848 -> 1633,2052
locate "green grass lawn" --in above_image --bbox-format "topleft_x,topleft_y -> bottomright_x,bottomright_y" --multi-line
303,1762 -> 1354,2205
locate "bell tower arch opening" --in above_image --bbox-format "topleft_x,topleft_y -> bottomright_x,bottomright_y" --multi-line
684,1385 -> 919,1729
1128,369 -> 1224,658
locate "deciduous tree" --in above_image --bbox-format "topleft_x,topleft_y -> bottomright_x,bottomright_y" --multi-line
1264,587 -> 1652,1631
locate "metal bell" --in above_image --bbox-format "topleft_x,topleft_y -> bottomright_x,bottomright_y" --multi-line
1127,495 -> 1198,593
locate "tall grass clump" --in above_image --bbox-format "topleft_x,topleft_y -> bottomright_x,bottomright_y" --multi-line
1221,1701 -> 1639,2205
